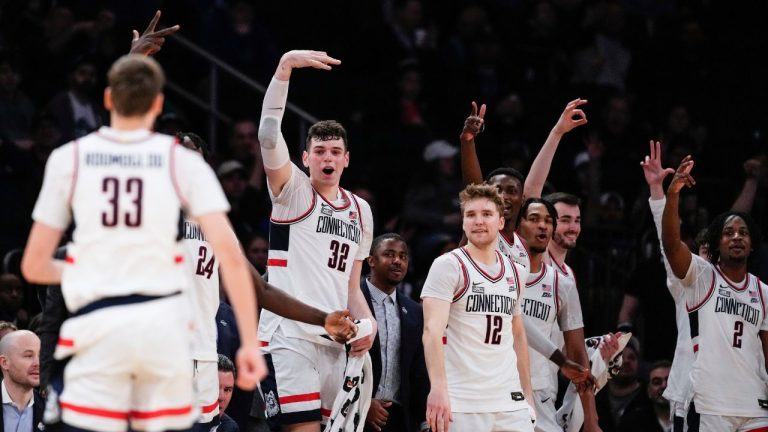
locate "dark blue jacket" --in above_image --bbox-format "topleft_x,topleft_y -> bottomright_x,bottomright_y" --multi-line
362,280 -> 429,432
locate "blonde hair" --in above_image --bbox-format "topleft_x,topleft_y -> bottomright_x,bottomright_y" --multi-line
459,183 -> 505,216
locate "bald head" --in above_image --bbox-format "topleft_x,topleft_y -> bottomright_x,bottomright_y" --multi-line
0,330 -> 40,388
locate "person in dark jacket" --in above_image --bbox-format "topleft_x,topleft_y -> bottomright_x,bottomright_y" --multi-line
0,330 -> 45,432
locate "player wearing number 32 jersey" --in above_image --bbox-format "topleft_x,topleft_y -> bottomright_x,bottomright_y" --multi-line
21,55 -> 265,432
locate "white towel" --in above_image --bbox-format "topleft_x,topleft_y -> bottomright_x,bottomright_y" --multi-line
326,319 -> 374,432
557,332 -> 632,432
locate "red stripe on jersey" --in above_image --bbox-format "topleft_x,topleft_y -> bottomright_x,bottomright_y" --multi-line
317,188 -> 351,211
442,336 -> 447,345
758,279 -> 766,316
321,408 -> 332,417
693,344 -> 699,353
65,256 -> 75,264
201,401 -> 219,414
554,270 -> 561,315
131,405 -> 193,419
259,341 -> 269,347
169,142 -> 188,208
450,253 -> 470,302
349,192 -> 365,232
267,258 -> 288,267
57,338 -> 74,347
60,401 -> 129,419
715,265 -> 749,291
461,248 -> 505,282
686,270 -> 716,313
526,264 -> 547,287
279,392 -> 321,404
174,255 -> 184,263
270,192 -> 316,224
744,427 -> 768,432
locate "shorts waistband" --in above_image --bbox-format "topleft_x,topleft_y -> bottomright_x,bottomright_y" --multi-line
73,291 -> 181,317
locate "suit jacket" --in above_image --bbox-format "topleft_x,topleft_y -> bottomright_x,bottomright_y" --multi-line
0,384 -> 45,432
362,279 -> 429,432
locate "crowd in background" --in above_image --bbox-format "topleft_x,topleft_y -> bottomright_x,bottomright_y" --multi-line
1,0 -> 767,398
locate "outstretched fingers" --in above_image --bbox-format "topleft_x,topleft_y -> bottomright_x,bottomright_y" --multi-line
144,10 -> 161,35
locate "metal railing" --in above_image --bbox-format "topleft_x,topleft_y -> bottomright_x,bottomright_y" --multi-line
164,33 -> 318,150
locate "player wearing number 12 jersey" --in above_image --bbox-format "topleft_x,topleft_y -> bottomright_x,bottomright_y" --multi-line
20,55 -> 265,432
256,50 -> 375,431
422,184 -> 533,432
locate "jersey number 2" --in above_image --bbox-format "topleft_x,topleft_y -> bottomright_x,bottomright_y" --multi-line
102,177 -> 142,227
328,240 -> 350,272
485,315 -> 502,345
733,321 -> 744,348
196,246 -> 215,279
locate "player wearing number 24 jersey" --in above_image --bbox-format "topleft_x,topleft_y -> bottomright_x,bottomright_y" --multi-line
21,55 -> 265,432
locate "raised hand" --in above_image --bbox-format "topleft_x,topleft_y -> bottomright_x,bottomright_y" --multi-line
598,332 -> 622,362
744,158 -> 763,179
552,98 -> 588,136
130,10 -> 180,56
324,309 -> 358,343
460,101 -> 486,142
668,155 -> 696,194
275,50 -> 341,80
640,140 -> 675,187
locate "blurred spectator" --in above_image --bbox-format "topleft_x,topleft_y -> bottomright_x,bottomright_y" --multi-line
245,233 -> 268,275
0,274 -> 27,329
617,360 -> 672,432
381,0 -> 437,62
217,354 -> 240,432
596,338 -> 647,432
47,56 -> 105,142
155,112 -> 188,136
0,322 -> 16,341
0,55 -> 35,145
0,329 -> 43,432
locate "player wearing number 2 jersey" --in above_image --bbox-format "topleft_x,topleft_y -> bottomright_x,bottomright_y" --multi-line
20,55 -> 266,432
256,50 -> 375,431
662,155 -> 768,432
422,184 -> 533,432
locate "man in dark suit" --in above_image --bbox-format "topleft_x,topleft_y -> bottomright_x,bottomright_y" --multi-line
362,233 -> 429,432
0,330 -> 44,432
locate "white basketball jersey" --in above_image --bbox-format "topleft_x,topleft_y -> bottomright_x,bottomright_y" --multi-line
522,263 -> 583,391
427,247 -> 529,413
685,255 -> 768,417
498,231 -> 530,271
259,165 -> 373,344
31,127 -> 229,313
182,219 -> 220,361
649,197 -> 693,405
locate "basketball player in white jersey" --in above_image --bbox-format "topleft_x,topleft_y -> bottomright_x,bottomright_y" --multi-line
20,55 -> 266,432
641,140 -> 701,432
662,156 -> 768,432
422,183 -> 533,432
256,50 -> 375,431
516,197 -> 600,432
177,133 -> 358,429
459,101 -> 596,390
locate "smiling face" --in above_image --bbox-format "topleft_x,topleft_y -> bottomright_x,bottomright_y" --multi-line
553,202 -> 581,250
719,215 -> 752,264
462,198 -> 504,248
303,138 -> 349,188
518,202 -> 555,254
368,238 -> 409,288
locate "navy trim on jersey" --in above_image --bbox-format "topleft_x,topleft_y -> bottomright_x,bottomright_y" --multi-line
450,252 -> 470,303
270,191 -> 316,224
688,309 -> 699,340
460,248 -> 505,283
269,223 -> 291,252
714,265 -> 750,292
686,269 -> 716,312
72,291 -> 181,317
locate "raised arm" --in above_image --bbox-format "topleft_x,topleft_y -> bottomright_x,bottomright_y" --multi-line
731,158 -> 763,213
661,156 -> 696,279
459,101 -> 487,186
250,263 -> 357,343
259,50 -> 341,195
641,140 -> 675,201
524,99 -> 588,198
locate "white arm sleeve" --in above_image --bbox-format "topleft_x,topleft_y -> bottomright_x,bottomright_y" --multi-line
524,319 -> 559,358
259,77 -> 291,169
32,144 -> 76,230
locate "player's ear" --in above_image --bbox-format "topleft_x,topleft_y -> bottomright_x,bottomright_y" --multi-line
302,150 -> 309,168
151,93 -> 164,116
344,151 -> 349,168
104,87 -> 113,111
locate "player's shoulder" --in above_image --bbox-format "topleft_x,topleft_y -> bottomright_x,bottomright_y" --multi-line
347,189 -> 372,212
433,248 -> 463,267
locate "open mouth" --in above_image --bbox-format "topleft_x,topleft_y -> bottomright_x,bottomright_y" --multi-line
322,167 -> 335,175
536,233 -> 548,241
